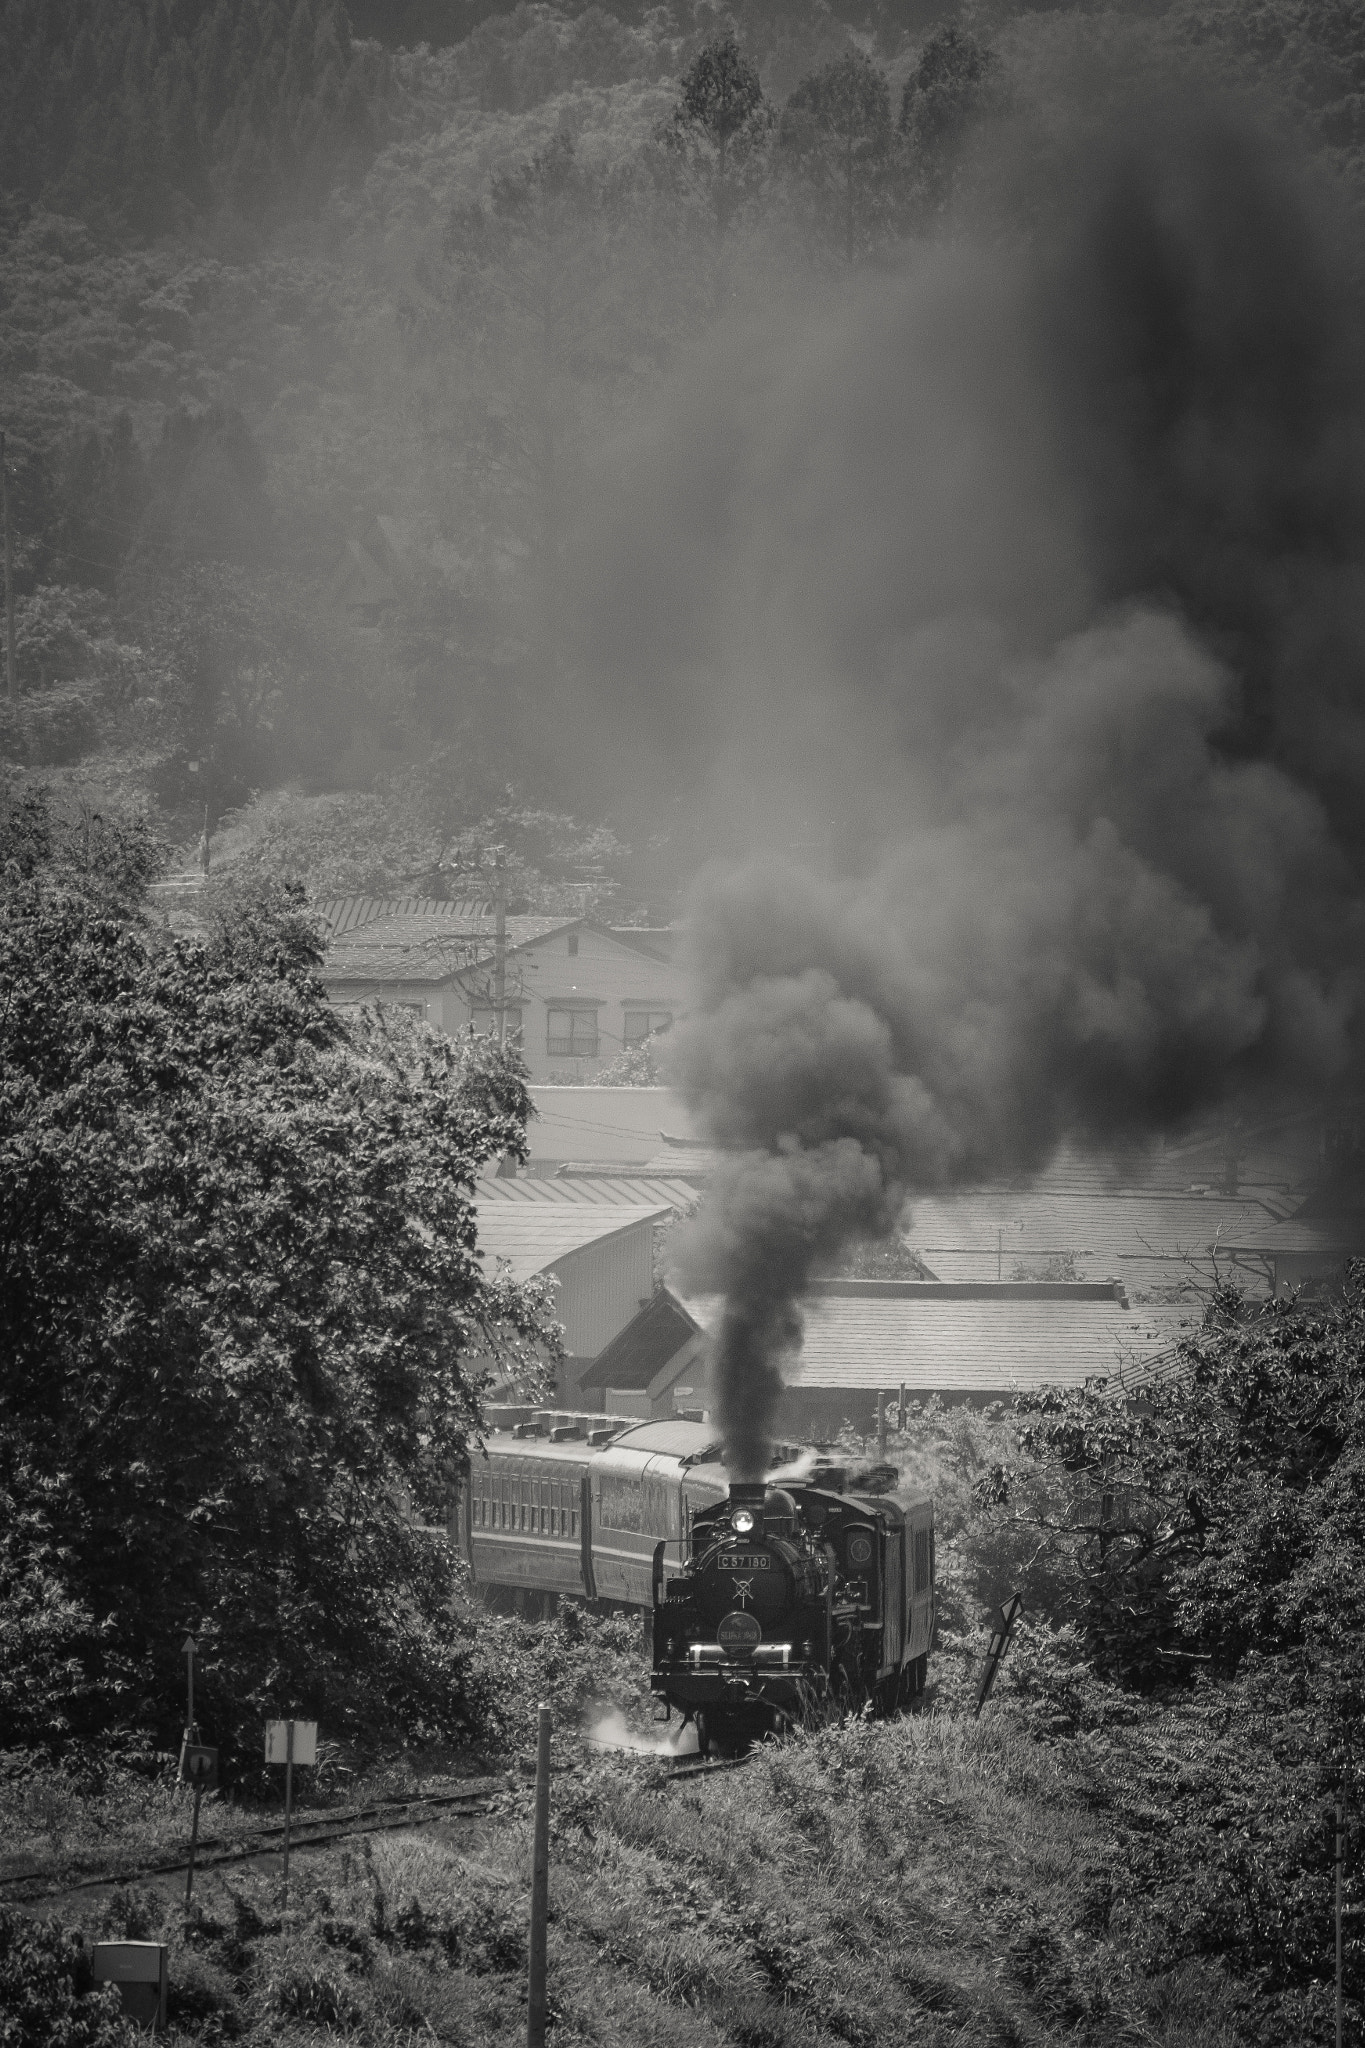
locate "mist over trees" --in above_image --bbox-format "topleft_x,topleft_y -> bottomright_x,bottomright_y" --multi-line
7,0 -> 1365,905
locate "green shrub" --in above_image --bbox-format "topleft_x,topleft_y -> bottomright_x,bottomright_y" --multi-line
266,1956 -> 362,2026
0,1910 -> 133,2048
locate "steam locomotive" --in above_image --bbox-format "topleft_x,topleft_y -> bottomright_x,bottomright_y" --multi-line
452,1414 -> 934,1752
651,1474 -> 934,1754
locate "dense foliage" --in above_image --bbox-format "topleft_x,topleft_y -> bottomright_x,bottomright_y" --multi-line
0,1911 -> 132,2048
874,1274 -> 1365,2015
0,790 -> 558,1762
9,0 -> 1359,902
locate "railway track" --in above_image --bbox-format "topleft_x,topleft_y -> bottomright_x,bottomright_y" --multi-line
0,1750 -> 747,1908
0,1778 -> 510,1907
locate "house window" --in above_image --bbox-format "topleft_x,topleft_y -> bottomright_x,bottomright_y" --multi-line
623,1008 -> 672,1047
380,999 -> 424,1016
547,1007 -> 598,1057
567,934 -> 579,956
471,1006 -> 523,1043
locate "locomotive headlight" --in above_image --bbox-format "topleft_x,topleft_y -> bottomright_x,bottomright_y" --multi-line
731,1506 -> 756,1535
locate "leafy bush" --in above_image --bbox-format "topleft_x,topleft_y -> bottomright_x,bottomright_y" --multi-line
464,1603 -> 652,1754
0,1911 -> 133,2048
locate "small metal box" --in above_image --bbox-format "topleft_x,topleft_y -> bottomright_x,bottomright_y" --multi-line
92,1942 -> 168,2030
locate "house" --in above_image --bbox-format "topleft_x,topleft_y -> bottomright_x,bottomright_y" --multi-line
322,916 -> 688,1082
573,1289 -> 708,1419
473,1198 -> 673,1397
549,1276 -> 1192,1431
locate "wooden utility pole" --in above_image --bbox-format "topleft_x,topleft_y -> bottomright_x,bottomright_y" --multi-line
2,431 -> 14,704
1334,1803 -> 1344,2048
493,852 -> 507,1044
526,1703 -> 551,2048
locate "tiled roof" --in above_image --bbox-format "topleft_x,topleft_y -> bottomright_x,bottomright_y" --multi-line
680,1284 -> 1195,1395
637,1149 -> 720,1180
322,946 -> 470,985
792,1294 -> 1193,1394
578,1291 -> 703,1392
900,1190 -> 1317,1297
323,912 -> 581,986
478,1172 -> 701,1211
475,1200 -> 672,1282
625,1137 -> 1307,1210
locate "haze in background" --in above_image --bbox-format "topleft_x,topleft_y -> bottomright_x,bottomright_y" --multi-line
572,109 -> 1365,1472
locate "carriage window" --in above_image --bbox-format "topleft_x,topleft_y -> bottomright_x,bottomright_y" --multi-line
571,1495 -> 579,1538
914,1528 -> 929,1594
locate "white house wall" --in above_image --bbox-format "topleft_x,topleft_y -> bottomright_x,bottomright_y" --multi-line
487,928 -> 687,1082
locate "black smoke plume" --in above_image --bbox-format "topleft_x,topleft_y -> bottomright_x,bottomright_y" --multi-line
574,114 -> 1365,1474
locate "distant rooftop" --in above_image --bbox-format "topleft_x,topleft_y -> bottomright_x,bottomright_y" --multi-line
681,1281 -> 1195,1396
474,1199 -> 672,1282
319,897 -> 492,935
479,1170 -> 700,1211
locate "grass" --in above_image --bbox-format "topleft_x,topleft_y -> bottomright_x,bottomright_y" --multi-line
0,1745 -> 497,1893
0,1603 -> 652,1896
37,1695 -> 1304,2048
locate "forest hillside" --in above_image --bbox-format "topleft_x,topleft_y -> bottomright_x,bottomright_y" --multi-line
6,0 -> 1365,908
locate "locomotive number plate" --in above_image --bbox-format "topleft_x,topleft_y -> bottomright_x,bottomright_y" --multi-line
718,1555 -> 771,1571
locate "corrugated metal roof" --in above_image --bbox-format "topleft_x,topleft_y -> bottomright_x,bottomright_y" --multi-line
477,1173 -> 700,1210
680,1288 -> 1194,1394
475,1200 -> 672,1281
319,897 -> 492,935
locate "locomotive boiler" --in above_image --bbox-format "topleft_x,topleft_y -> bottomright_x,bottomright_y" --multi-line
651,1475 -> 935,1755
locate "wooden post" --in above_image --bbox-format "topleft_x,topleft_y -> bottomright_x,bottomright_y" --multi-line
1,430 -> 13,705
898,1382 -> 907,1433
526,1703 -> 551,2048
184,1781 -> 203,1909
1335,1802 -> 1343,2048
283,1721 -> 295,1903
876,1391 -> 886,1459
494,854 -> 507,1044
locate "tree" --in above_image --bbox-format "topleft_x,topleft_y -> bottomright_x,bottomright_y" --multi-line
899,25 -> 996,213
973,1273 -> 1365,1997
780,51 -> 894,263
669,32 -> 771,239
0,794 -> 559,1761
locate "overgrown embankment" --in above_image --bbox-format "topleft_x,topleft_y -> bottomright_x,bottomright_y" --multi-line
8,1698 -> 1306,2048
